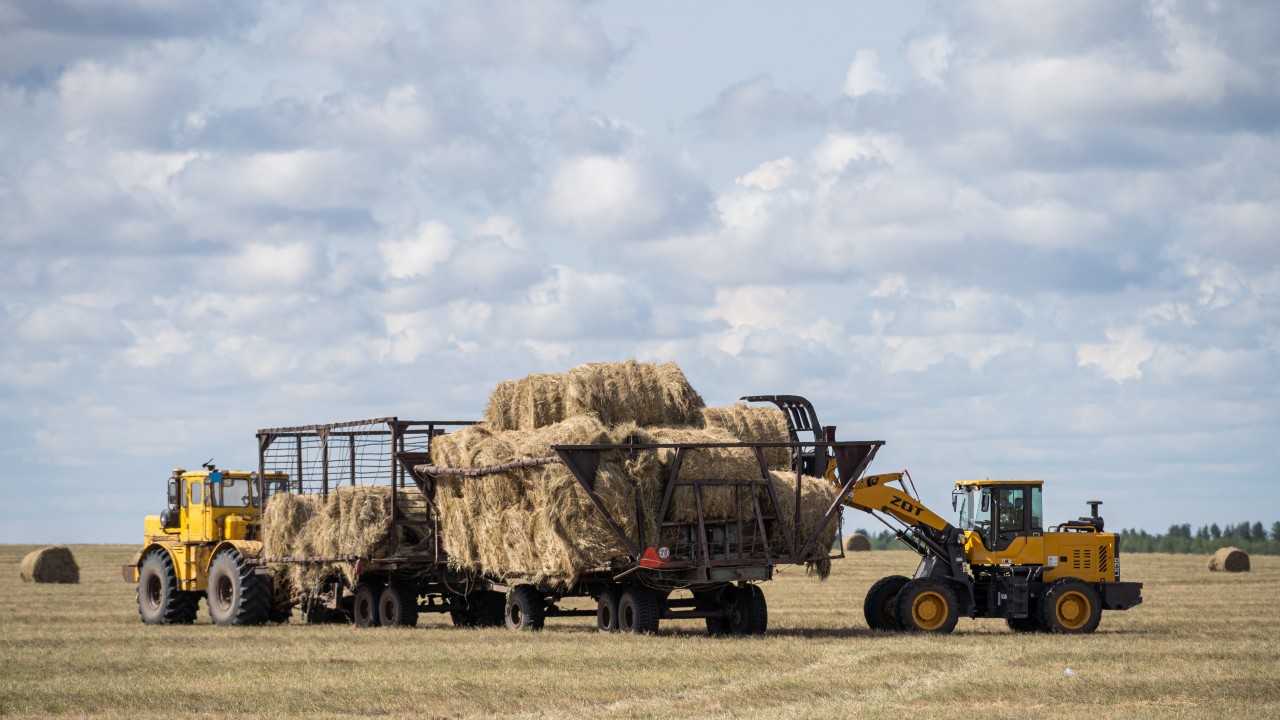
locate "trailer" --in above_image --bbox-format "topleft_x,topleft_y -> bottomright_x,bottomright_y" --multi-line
254,413 -> 884,635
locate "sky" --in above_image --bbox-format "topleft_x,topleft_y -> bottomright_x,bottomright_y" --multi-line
2,0 -> 1278,543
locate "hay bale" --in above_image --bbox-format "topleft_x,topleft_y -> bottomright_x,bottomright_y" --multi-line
1208,546 -> 1250,572
19,546 -> 79,584
483,360 -> 706,431
702,403 -> 792,471
845,533 -> 872,552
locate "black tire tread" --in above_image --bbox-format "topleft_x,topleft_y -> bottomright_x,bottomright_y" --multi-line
207,550 -> 272,627
505,585 -> 545,631
1037,578 -> 1102,634
893,578 -> 960,634
619,586 -> 661,635
137,550 -> 199,625
379,582 -> 419,627
863,575 -> 910,631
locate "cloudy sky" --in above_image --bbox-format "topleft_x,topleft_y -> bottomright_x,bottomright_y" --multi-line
2,0 -> 1277,543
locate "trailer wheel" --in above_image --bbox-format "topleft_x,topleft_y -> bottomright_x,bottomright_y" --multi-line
1038,579 -> 1101,634
726,584 -> 768,636
618,586 -> 660,635
379,582 -> 419,628
863,575 -> 910,631
136,549 -> 198,625
505,585 -> 545,631
596,587 -> 620,633
352,582 -> 383,628
206,549 -> 271,627
894,578 -> 959,634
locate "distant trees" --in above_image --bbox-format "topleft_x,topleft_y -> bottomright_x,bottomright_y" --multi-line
845,521 -> 1280,555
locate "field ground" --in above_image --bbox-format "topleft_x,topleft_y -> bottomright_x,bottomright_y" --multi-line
2,545 -> 1277,719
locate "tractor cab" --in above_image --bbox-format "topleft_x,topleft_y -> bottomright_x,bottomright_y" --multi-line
953,480 -> 1043,552
149,464 -> 265,544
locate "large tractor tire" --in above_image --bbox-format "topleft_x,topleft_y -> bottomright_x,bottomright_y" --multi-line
618,586 -> 661,635
863,575 -> 910,631
1037,578 -> 1102,634
352,582 -> 383,628
206,549 -> 272,626
378,582 -> 419,627
894,578 -> 960,634
137,549 -> 199,625
596,586 -> 620,633
504,585 -> 546,631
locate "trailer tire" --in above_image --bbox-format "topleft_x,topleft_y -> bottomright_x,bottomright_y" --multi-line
352,582 -> 383,628
726,584 -> 768,636
597,587 -> 620,633
379,582 -> 419,627
206,549 -> 271,627
894,578 -> 959,634
505,585 -> 545,631
137,549 -> 198,625
1038,579 -> 1101,634
618,586 -> 660,635
863,575 -> 910,631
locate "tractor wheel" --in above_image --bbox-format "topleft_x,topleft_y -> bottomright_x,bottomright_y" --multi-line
206,549 -> 272,627
894,578 -> 959,634
618,586 -> 661,635
352,582 -> 383,628
505,585 -> 545,631
378,582 -> 419,627
596,586 -> 620,633
863,575 -> 910,631
1038,579 -> 1101,634
724,584 -> 768,636
136,550 -> 198,625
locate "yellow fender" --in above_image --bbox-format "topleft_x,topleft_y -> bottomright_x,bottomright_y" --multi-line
208,539 -> 263,570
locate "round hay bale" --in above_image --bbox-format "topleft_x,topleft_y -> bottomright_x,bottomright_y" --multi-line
1208,546 -> 1250,572
19,546 -> 79,584
845,533 -> 872,552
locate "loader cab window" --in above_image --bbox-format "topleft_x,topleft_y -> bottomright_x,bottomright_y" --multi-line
992,485 -> 1042,551
957,486 -> 993,548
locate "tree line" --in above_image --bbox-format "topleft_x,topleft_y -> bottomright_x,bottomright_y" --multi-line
847,521 -> 1280,555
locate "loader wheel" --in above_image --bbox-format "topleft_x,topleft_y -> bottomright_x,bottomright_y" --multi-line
206,549 -> 272,627
863,575 -> 910,631
1038,579 -> 1101,634
379,582 -> 419,627
451,591 -> 505,627
137,550 -> 198,625
505,585 -> 545,631
618,586 -> 661,635
352,583 -> 383,628
596,586 -> 620,633
894,578 -> 959,634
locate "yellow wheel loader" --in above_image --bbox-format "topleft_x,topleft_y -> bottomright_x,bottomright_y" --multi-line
123,463 -> 289,625
745,395 -> 1143,635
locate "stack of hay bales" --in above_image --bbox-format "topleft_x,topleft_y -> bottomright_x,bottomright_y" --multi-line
431,360 -> 840,586
1208,546 -> 1250,572
19,546 -> 79,584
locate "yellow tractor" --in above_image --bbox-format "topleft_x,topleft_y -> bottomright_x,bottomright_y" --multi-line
849,473 -> 1143,633
122,463 -> 288,625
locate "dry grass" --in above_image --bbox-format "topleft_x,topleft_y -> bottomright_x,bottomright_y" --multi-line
2,545 -> 1277,719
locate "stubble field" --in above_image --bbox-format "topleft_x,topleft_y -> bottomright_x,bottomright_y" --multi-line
1,545 -> 1276,719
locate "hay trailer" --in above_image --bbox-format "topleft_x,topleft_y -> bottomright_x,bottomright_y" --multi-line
255,417 -> 513,628
403,436 -> 884,635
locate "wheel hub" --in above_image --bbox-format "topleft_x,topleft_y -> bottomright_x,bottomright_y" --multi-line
912,591 -> 946,630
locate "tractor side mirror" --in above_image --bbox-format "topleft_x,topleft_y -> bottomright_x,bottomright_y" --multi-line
166,479 -> 179,508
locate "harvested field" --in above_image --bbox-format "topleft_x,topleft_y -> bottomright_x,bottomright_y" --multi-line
2,544 -> 1277,719
1208,546 -> 1250,572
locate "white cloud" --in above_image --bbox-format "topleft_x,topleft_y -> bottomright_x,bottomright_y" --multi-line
379,222 -> 457,279
842,49 -> 891,98
906,34 -> 954,87
736,157 -> 798,191
1078,327 -> 1156,382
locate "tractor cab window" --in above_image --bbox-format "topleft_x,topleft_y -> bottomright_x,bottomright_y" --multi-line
210,477 -> 254,507
188,480 -> 204,506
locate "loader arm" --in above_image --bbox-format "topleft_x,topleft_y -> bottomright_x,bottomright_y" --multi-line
845,473 -> 951,533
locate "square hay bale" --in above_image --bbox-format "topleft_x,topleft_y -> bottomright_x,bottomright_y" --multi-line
701,403 -> 792,471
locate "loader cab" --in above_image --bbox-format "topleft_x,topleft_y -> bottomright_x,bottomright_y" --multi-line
954,480 -> 1043,552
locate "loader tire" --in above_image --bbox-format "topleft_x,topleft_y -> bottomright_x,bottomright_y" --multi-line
863,575 -> 910,631
618,586 -> 661,635
137,549 -> 198,625
206,549 -> 271,627
379,582 -> 419,627
352,582 -> 383,628
894,578 -> 959,634
1038,579 -> 1101,634
596,586 -> 620,633
504,585 -> 545,631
